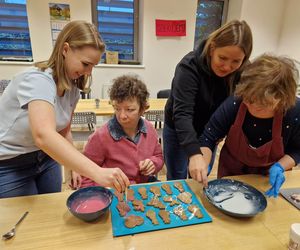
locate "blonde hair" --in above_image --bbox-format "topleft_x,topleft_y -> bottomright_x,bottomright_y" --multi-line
235,54 -> 299,112
202,20 -> 253,93
35,20 -> 105,92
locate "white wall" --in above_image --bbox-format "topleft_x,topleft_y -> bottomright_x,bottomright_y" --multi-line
0,0 -> 299,97
227,0 -> 243,20
90,0 -> 198,97
277,0 -> 300,61
27,0 -> 92,61
228,0 -> 285,58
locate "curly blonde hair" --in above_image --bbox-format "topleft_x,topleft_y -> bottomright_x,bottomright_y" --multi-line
235,54 -> 299,112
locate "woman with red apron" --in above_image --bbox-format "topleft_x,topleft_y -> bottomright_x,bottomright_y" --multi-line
190,54 -> 300,198
218,102 -> 284,178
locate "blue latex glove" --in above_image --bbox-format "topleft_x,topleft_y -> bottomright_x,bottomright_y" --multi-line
265,162 -> 285,198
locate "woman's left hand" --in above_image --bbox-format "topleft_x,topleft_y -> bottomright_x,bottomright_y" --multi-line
265,162 -> 285,198
139,159 -> 155,176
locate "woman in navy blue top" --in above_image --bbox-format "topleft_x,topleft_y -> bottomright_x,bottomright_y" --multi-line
195,54 -> 300,197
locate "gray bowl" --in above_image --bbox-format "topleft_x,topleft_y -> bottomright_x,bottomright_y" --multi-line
67,186 -> 113,222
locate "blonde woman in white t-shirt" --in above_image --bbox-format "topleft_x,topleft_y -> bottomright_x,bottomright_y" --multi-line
0,20 -> 129,198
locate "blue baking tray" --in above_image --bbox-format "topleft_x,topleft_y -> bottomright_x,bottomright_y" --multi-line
110,180 -> 212,237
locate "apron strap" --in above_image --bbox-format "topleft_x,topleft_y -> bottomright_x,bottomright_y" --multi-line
272,111 -> 283,138
233,102 -> 247,127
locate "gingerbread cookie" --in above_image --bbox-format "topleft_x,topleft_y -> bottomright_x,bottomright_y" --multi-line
116,201 -> 130,217
114,190 -> 124,202
150,186 -> 161,197
146,209 -> 159,225
161,183 -> 172,195
127,189 -> 135,201
132,199 -> 145,212
124,215 -> 144,228
174,182 -> 184,193
163,196 -> 172,202
173,206 -> 188,221
188,204 -> 203,219
158,210 -> 170,224
138,187 -> 148,199
177,192 -> 192,204
163,196 -> 180,206
147,197 -> 165,209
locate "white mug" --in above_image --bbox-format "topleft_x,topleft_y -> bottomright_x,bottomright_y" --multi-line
289,223 -> 300,250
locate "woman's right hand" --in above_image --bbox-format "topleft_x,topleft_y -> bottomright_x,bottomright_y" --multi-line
70,171 -> 82,189
28,100 -> 130,193
188,154 -> 208,187
95,167 -> 130,193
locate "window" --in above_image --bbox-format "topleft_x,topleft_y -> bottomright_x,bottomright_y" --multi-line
194,0 -> 228,49
92,0 -> 139,64
0,0 -> 32,61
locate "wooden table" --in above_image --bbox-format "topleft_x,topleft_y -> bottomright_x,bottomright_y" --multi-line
75,98 -> 167,116
1,171 -> 300,249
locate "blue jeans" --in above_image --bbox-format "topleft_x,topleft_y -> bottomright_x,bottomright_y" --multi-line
163,124 -> 216,180
0,150 -> 62,198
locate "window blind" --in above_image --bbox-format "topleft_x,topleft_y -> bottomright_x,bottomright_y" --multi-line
92,0 -> 138,62
0,0 -> 32,61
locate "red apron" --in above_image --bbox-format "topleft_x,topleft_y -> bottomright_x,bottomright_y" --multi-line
218,102 -> 284,178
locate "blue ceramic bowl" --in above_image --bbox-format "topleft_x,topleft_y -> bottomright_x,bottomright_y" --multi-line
204,179 -> 267,217
66,186 -> 113,222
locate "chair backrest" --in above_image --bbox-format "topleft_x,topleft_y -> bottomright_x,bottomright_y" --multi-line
144,110 -> 164,123
72,112 -> 97,131
157,89 -> 171,99
144,110 -> 164,143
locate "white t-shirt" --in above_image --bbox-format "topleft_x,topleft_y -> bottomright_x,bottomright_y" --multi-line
0,67 -> 80,160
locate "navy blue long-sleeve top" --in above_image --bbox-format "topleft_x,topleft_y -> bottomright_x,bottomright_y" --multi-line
199,96 -> 300,164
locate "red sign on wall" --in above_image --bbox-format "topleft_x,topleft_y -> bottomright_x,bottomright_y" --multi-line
155,19 -> 186,37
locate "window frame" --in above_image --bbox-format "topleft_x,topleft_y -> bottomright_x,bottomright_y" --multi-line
91,0 -> 140,65
194,0 -> 228,49
220,0 -> 228,24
